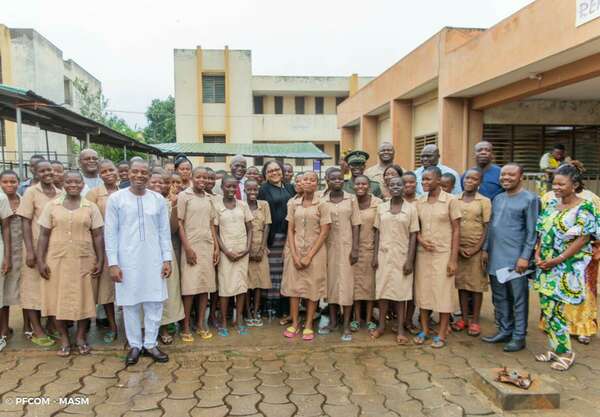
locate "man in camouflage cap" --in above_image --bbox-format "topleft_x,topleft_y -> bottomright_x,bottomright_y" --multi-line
342,150 -> 383,198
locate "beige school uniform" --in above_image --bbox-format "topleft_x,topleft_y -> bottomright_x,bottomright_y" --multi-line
415,191 -> 461,313
364,164 -> 386,193
374,200 -> 420,301
3,197 -> 23,306
323,192 -> 361,306
86,185 -> 115,305
0,194 -> 13,306
353,196 -> 382,301
16,183 -> 61,310
178,188 -> 217,295
214,197 -> 253,297
38,197 -> 103,320
248,200 -> 272,289
281,195 -> 331,302
455,193 -> 491,292
162,200 -> 185,325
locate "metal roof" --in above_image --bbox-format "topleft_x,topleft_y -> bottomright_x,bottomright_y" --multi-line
154,142 -> 332,159
0,84 -> 162,155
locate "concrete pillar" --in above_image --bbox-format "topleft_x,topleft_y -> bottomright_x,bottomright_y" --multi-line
360,115 -> 378,168
340,127 -> 354,158
439,97 -> 468,173
390,99 -> 413,169
467,108 -> 484,169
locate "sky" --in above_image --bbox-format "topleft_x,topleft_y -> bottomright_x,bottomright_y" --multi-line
4,0 -> 534,128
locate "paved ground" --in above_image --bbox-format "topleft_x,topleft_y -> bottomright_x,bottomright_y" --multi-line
2,293 -> 600,417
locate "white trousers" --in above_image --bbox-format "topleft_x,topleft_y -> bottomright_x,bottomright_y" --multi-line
123,301 -> 163,349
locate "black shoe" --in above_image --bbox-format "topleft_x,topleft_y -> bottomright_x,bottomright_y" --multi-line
126,347 -> 141,366
503,339 -> 526,352
143,346 -> 169,363
481,333 -> 512,344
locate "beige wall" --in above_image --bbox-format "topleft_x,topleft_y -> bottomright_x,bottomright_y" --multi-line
253,114 -> 339,142
413,98 -> 438,137
228,50 -> 253,144
174,49 -> 198,141
377,114 -> 391,146
484,99 -> 600,125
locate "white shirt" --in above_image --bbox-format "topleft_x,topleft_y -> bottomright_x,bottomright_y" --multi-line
104,188 -> 172,306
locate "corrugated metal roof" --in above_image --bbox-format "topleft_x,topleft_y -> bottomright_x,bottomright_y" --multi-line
154,142 -> 332,159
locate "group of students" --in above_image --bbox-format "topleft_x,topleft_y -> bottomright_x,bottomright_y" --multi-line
0,141 -> 597,372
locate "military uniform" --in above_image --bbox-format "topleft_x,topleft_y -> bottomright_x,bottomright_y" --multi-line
343,150 -> 383,199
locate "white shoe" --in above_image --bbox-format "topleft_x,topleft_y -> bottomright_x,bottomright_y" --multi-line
0,336 -> 7,352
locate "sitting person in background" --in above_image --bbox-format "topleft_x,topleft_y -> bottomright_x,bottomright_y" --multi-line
539,144 -> 571,195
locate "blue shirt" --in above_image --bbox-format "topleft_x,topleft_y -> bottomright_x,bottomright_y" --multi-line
484,189 -> 539,274
415,163 -> 462,196
462,164 -> 503,201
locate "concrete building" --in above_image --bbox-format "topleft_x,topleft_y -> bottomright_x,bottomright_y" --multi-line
338,0 -> 600,181
174,47 -> 372,168
0,25 -> 101,166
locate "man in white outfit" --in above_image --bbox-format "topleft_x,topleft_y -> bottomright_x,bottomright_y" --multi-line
104,159 -> 172,365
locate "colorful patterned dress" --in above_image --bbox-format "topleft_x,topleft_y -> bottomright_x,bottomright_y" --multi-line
534,199 -> 597,353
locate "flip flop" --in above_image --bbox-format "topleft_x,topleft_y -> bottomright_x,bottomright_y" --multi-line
0,336 -> 6,352
56,345 -> 71,357
451,319 -> 466,332
31,336 -> 55,347
181,332 -> 194,343
369,328 -> 384,339
350,321 -> 361,332
23,331 -> 33,340
279,316 -> 292,326
302,329 -> 315,341
218,327 -> 229,337
341,333 -> 352,342
317,327 -> 331,335
160,334 -> 174,345
283,326 -> 300,338
103,331 -> 118,344
431,336 -> 446,349
237,325 -> 249,336
367,321 -> 378,332
467,323 -> 481,337
413,331 -> 429,345
396,335 -> 410,345
77,343 -> 91,355
197,330 -> 213,340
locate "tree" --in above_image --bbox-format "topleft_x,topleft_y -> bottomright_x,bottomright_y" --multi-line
72,79 -> 144,162
144,96 -> 176,144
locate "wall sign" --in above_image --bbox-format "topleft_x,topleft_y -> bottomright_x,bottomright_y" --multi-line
576,0 -> 600,27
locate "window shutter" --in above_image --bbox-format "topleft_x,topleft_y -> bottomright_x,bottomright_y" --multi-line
414,134 -> 438,167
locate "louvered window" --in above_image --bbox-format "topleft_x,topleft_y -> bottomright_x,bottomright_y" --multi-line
202,75 -> 225,103
414,133 -> 438,167
203,135 -> 226,163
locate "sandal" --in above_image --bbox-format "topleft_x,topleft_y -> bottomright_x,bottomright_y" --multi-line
302,328 -> 315,341
577,335 -> 591,345
451,319 -> 466,332
396,335 -> 410,345
181,332 -> 194,343
535,351 -> 558,363
341,333 -> 352,342
254,317 -> 264,327
369,328 -> 384,339
279,315 -> 292,326
160,334 -> 174,345
413,331 -> 429,345
317,326 -> 332,335
0,336 -> 6,352
103,331 -> 118,344
237,325 -> 249,336
77,343 -> 91,355
468,323 -> 481,337
31,336 -> 55,347
431,336 -> 446,349
550,352 -> 575,371
350,321 -> 361,332
218,327 -> 229,337
404,324 -> 420,335
197,330 -> 213,340
23,331 -> 33,340
367,321 -> 378,332
283,326 -> 300,338
56,345 -> 71,357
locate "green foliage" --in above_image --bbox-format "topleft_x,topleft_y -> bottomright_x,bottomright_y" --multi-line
72,79 -> 145,162
143,96 -> 175,144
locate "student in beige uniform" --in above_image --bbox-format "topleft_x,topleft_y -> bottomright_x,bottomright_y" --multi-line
36,171 -> 104,356
414,166 -> 461,348
17,160 -> 60,347
0,170 -> 24,350
319,168 -> 361,342
86,159 -> 119,343
178,167 -> 219,342
351,175 -> 381,334
214,176 -> 253,336
244,179 -> 271,327
400,171 -> 420,334
453,169 -> 491,337
282,171 -> 331,341
149,170 -> 185,344
371,176 -> 419,344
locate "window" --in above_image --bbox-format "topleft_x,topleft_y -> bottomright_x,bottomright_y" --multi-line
63,78 -> 73,106
253,96 -> 264,114
414,133 -> 438,167
203,135 -> 226,162
315,97 -> 324,114
254,156 -> 264,167
202,75 -> 225,103
335,144 -> 340,163
274,96 -> 283,114
295,158 -> 305,166
295,96 -> 305,115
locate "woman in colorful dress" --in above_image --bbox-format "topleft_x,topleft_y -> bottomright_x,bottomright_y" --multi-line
534,164 -> 597,371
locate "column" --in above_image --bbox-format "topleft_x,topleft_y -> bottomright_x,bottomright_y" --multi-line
360,115 -> 378,168
340,127 -> 354,157
390,99 -> 413,169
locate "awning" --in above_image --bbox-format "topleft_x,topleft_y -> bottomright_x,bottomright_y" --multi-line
154,142 -> 332,159
0,84 -> 162,155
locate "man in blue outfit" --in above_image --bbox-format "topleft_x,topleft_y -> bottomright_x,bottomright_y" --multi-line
482,163 -> 539,352
464,141 -> 503,200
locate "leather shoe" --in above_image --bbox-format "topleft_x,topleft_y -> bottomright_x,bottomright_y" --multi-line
503,339 -> 526,352
481,333 -> 511,344
143,346 -> 169,363
126,347 -> 141,365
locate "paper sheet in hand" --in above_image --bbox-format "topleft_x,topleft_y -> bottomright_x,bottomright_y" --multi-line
496,267 -> 534,284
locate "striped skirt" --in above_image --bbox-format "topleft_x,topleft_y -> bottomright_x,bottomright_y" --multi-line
264,233 -> 288,315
